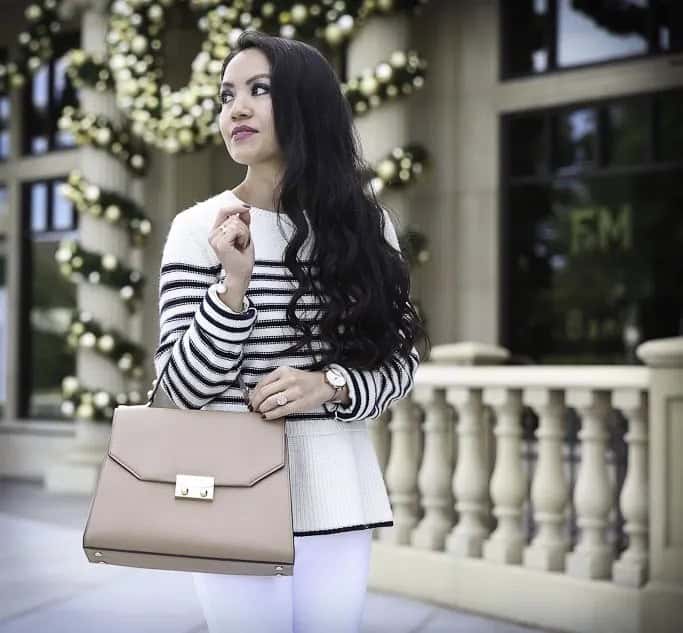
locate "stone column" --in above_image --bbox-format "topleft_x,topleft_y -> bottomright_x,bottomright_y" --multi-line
637,337 -> 683,633
46,0 -> 142,493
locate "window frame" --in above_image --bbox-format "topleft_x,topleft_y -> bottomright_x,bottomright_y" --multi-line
22,31 -> 80,157
499,87 -> 683,357
500,0 -> 682,81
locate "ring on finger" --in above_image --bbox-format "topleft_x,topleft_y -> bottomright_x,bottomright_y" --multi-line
275,392 -> 288,407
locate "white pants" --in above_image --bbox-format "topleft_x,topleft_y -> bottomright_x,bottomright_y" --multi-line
192,529 -> 373,633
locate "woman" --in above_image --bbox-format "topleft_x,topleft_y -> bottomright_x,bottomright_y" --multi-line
155,30 -> 428,633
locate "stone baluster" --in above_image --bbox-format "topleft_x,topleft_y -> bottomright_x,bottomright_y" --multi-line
612,389 -> 649,587
378,396 -> 422,544
370,410 -> 392,476
636,337 -> 683,633
482,388 -> 525,564
445,387 -> 489,557
370,410 -> 392,542
412,388 -> 455,550
523,389 -> 570,571
565,389 -> 613,579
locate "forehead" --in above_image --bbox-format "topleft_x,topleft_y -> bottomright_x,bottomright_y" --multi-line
222,48 -> 271,83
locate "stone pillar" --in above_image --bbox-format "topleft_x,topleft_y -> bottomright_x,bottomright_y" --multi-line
637,337 -> 683,633
46,0 -> 142,493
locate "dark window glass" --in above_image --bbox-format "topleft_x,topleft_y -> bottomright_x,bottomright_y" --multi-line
506,174 -> 683,364
502,0 -> 682,78
503,92 -> 683,364
21,178 -> 78,420
508,112 -> 548,178
501,0 -> 550,77
605,99 -> 649,165
23,32 -> 79,156
655,0 -> 683,51
0,247 -> 5,417
657,91 -> 683,162
554,108 -> 597,173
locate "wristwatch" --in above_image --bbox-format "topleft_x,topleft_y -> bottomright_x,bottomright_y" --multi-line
323,365 -> 347,404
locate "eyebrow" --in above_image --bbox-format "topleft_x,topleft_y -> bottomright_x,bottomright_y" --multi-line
220,73 -> 271,89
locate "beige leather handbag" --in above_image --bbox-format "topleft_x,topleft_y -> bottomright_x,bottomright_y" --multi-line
82,358 -> 295,576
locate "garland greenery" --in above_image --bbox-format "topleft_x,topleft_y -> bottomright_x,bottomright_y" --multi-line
54,239 -> 145,312
65,309 -> 147,378
60,170 -> 152,247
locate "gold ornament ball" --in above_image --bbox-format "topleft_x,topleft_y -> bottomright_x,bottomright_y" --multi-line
61,401 -> 76,417
62,376 -> 80,395
338,14 -> 354,35
80,332 -> 97,348
377,159 -> 396,181
101,254 -> 118,270
324,24 -> 343,46
375,62 -> 393,82
105,205 -> 121,221
76,402 -> 95,420
359,75 -> 378,97
291,4 -> 308,24
98,334 -> 115,353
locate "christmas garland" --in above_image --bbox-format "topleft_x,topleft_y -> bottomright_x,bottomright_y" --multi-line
61,375 -> 146,421
342,49 -> 426,115
54,238 -> 145,312
60,170 -> 152,247
65,309 -> 147,378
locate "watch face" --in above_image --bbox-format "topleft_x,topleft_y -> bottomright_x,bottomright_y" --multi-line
326,369 -> 345,387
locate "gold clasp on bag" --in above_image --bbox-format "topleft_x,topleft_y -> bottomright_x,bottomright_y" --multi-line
175,474 -> 215,501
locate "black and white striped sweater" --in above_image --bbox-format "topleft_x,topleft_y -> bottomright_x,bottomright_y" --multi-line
153,188 -> 420,535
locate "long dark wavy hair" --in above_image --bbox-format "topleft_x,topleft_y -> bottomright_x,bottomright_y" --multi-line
221,31 -> 429,371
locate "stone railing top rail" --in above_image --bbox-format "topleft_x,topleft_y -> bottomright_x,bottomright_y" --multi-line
414,364 -> 650,391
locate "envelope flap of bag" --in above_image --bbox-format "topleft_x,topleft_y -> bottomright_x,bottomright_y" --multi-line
107,405 -> 285,487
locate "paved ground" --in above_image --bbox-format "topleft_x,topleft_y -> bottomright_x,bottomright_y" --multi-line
0,478 -> 545,633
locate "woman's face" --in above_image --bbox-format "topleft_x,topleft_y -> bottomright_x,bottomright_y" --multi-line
219,48 -> 282,168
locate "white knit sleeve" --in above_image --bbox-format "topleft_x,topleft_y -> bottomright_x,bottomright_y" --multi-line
153,213 -> 257,409
329,208 -> 420,422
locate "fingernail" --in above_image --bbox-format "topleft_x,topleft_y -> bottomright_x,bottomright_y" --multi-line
247,404 -> 254,412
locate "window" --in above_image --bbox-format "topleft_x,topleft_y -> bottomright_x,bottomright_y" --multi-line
0,184 -> 6,417
0,47 -> 9,161
502,89 -> 683,364
501,0 -> 683,79
20,178 -> 78,420
23,32 -> 79,156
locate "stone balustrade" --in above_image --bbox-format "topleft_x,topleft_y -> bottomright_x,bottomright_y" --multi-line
367,337 -> 683,633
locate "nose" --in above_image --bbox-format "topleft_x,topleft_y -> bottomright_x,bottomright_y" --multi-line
230,92 -> 252,121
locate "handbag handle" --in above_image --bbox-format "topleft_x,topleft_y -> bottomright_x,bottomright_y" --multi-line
145,354 -> 173,407
146,352 -> 250,409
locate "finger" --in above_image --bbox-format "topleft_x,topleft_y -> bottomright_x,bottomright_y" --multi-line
262,403 -> 290,421
260,390 -> 292,415
210,217 -> 250,246
250,369 -> 285,410
212,204 -> 251,230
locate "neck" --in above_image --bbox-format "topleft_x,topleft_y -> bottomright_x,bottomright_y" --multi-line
233,163 -> 284,211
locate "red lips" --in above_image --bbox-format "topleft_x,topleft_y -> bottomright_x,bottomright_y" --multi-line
231,125 -> 257,137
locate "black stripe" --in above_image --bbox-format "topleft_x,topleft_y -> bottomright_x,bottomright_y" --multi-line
293,521 -> 393,536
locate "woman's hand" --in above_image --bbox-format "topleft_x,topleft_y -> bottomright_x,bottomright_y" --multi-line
208,202 -> 254,285
249,366 -> 337,420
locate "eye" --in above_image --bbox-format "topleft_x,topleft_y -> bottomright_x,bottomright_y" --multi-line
253,83 -> 270,95
218,83 -> 270,105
